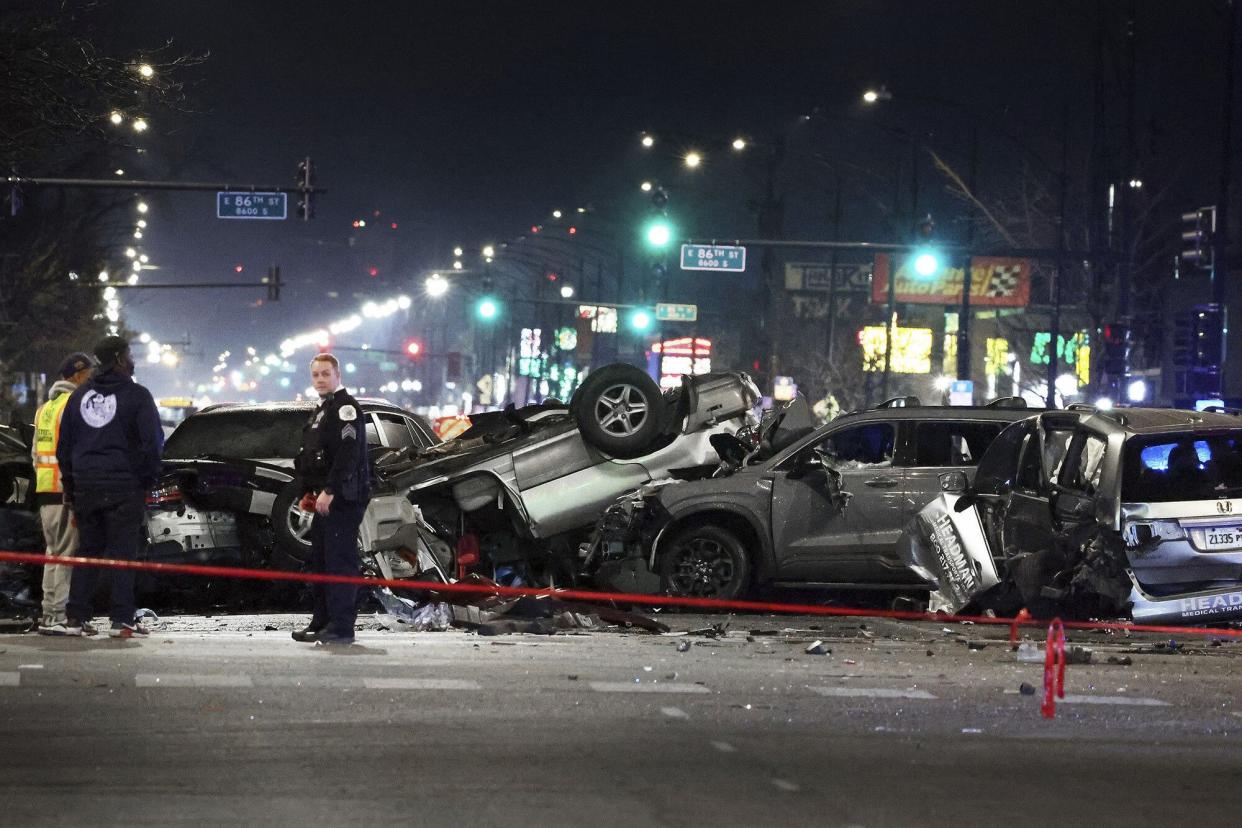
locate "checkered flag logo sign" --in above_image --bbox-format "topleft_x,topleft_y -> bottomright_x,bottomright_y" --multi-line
983,265 -> 1022,298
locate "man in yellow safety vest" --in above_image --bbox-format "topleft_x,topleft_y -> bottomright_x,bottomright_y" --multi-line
32,352 -> 97,635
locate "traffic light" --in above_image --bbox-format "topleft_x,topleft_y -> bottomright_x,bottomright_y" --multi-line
629,308 -> 653,332
1172,315 -> 1193,369
1102,323 -> 1130,376
295,156 -> 315,221
1180,206 -> 1216,270
403,339 -> 423,359
643,185 -> 673,248
265,265 -> 282,301
909,214 -> 941,279
476,296 -> 499,320
644,218 -> 673,249
1191,304 -> 1224,369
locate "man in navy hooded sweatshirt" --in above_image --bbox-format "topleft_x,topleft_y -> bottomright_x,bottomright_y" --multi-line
58,336 -> 164,638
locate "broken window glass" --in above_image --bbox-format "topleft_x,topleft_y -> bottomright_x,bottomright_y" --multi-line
974,420 -> 1029,495
912,421 -> 1005,467
1122,433 -> 1242,502
818,423 -> 895,467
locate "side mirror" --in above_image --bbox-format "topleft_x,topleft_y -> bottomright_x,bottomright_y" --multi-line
939,471 -> 969,494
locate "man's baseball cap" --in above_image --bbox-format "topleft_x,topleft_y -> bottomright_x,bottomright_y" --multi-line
58,351 -> 98,379
93,335 -> 132,365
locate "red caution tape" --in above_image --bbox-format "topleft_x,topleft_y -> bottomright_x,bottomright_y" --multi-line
1041,618 -> 1067,719
3,549 -> 1242,640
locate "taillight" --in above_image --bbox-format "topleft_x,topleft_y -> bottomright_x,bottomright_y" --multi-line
146,483 -> 183,506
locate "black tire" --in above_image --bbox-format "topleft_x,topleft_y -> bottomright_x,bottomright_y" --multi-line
571,364 -> 666,459
271,481 -> 315,562
658,524 -> 750,600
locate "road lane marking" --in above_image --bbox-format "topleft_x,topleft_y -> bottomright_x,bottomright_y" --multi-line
771,779 -> 801,792
134,674 -> 254,688
260,675 -> 364,689
811,687 -> 936,700
590,682 -> 711,694
17,664 -> 43,670
711,741 -> 737,753
363,678 -> 481,691
0,672 -> 19,687
1061,694 -> 1169,707
661,706 -> 689,719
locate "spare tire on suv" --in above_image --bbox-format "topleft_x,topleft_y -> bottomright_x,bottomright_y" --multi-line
571,364 -> 666,459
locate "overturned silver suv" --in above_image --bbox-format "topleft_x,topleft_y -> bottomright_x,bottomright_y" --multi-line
901,407 -> 1242,624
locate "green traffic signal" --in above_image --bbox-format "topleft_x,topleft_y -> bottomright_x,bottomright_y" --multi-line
644,219 -> 673,249
476,297 -> 499,320
629,308 -> 653,332
911,248 -> 941,279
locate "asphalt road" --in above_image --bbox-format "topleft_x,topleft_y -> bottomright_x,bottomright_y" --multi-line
1,612 -> 1240,827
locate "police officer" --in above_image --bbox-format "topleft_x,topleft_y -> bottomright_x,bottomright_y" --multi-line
291,353 -> 371,645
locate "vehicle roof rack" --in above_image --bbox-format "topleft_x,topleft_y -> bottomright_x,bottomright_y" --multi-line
875,396 -> 921,409
984,396 -> 1027,409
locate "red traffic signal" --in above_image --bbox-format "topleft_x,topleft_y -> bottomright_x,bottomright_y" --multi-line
404,339 -> 423,359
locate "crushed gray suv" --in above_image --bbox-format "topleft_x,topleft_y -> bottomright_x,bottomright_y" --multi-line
584,396 -> 1035,599
901,406 -> 1242,624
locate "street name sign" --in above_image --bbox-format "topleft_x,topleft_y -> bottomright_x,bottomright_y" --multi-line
217,191 -> 288,220
680,244 -> 746,272
656,302 -> 699,322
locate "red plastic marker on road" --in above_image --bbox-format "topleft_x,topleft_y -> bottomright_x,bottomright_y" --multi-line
1042,618 -> 1067,719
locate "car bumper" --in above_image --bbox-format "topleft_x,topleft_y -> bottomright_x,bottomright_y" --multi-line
1127,571 -> 1242,624
146,507 -> 241,558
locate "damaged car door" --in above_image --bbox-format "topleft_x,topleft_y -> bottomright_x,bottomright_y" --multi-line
770,421 -> 902,582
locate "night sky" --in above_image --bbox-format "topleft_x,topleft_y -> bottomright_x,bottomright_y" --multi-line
84,1 -> 1234,401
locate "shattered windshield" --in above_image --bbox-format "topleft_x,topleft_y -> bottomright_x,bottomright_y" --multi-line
164,410 -> 310,460
1122,432 -> 1242,502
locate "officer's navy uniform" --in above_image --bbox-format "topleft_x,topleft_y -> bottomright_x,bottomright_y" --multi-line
296,387 -> 371,640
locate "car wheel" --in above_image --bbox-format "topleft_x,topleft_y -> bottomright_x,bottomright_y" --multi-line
658,524 -> 750,600
271,481 -> 315,562
572,364 -> 666,459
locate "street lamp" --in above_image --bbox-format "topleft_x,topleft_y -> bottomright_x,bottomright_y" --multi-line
136,63 -> 155,79
552,209 -> 563,219
640,181 -> 653,192
560,284 -> 575,299
425,273 -> 449,297
136,201 -> 149,214
862,86 -> 892,104
132,118 -> 149,133
453,246 -> 464,257
731,137 -> 747,151
641,133 -> 655,148
482,244 -> 495,259
109,111 -> 123,125
684,151 -> 703,169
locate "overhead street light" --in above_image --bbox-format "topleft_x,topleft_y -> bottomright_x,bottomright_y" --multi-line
132,118 -> 149,133
641,133 -> 655,148
862,86 -> 892,104
684,151 -> 703,169
560,285 -> 575,299
731,137 -> 747,151
425,273 -> 449,297
109,111 -> 123,125
453,246 -> 464,257
482,244 -> 495,259
640,181 -> 653,192
137,63 -> 155,79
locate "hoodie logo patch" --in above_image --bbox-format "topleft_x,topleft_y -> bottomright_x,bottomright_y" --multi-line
80,391 -> 117,429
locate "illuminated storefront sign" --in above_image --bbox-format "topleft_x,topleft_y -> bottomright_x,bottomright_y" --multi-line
652,337 -> 713,389
858,326 -> 933,374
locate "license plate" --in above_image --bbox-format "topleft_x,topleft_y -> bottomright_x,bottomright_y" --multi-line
1204,528 -> 1242,551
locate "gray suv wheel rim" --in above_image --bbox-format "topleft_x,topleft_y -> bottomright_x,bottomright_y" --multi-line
594,383 -> 650,437
669,537 -> 735,597
287,501 -> 314,546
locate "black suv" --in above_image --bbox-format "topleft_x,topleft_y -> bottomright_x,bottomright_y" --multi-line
145,399 -> 437,569
586,396 -> 1037,599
